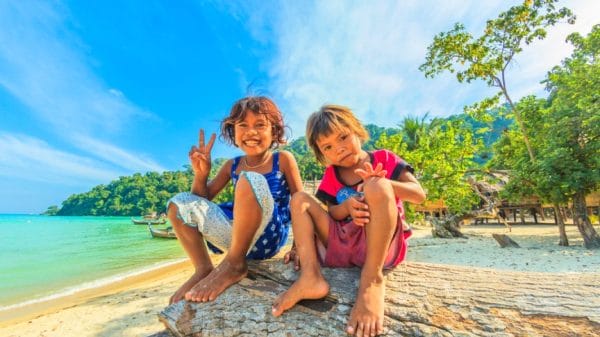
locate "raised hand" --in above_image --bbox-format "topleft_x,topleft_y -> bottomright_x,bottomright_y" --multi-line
354,162 -> 387,182
189,129 -> 216,179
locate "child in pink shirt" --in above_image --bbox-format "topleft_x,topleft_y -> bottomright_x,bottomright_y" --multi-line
272,105 -> 426,337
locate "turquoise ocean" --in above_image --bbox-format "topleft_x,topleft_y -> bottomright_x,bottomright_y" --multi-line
0,214 -> 185,310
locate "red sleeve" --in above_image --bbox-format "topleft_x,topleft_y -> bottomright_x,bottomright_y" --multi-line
374,149 -> 414,181
315,166 -> 339,205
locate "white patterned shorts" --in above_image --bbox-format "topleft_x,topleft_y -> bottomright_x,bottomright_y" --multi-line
167,171 -> 274,254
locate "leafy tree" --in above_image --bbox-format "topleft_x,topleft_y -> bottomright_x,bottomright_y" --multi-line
419,0 -> 574,161
284,137 -> 323,181
543,25 -> 600,247
490,96 -> 574,244
377,119 -> 482,218
491,26 -> 600,248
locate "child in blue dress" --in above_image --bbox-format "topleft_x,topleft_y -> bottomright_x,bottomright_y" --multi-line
167,96 -> 302,304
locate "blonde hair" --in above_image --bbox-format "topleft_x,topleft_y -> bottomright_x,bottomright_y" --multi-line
306,105 -> 369,164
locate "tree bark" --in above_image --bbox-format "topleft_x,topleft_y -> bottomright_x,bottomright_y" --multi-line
501,89 -> 535,162
554,203 -> 569,247
573,191 -> 600,248
159,261 -> 600,337
430,215 -> 466,238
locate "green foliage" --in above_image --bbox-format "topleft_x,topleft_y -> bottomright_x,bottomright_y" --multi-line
284,137 -> 324,181
420,0 -> 573,88
56,161 -> 233,216
491,25 -> 600,205
377,119 -> 482,216
57,171 -> 194,216
419,0 -> 574,160
53,116 -> 510,215
42,205 -> 60,216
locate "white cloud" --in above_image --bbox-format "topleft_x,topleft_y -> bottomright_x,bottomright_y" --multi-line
237,0 -> 599,133
507,0 -> 600,100
0,1 -> 165,177
72,134 -> 166,173
0,2 -> 151,134
0,133 -> 123,185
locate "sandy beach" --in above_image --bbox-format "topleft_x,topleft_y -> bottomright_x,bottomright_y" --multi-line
1,223 -> 598,337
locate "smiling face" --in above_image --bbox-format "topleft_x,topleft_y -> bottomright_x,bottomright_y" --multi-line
316,128 -> 364,168
234,111 -> 273,156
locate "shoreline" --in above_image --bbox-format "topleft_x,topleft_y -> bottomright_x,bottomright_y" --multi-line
0,258 -> 191,328
1,224 -> 598,336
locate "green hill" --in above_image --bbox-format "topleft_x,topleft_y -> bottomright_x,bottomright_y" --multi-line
48,113 -> 511,216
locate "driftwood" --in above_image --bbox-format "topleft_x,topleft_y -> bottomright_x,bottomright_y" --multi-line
492,233 -> 521,248
158,260 -> 600,337
430,215 -> 467,238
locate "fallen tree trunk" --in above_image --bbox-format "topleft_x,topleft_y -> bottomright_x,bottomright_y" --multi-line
159,261 -> 600,337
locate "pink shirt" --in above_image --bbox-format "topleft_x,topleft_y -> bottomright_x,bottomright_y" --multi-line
315,149 -> 414,268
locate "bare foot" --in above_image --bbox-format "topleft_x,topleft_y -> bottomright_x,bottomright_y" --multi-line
184,258 -> 247,302
272,270 -> 329,317
346,274 -> 385,337
169,268 -> 213,305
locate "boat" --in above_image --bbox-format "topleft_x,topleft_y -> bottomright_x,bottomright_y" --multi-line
131,216 -> 167,225
148,224 -> 177,239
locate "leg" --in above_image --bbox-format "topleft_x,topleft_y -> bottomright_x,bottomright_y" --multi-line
347,178 -> 397,337
272,192 -> 331,316
167,202 -> 214,304
186,172 -> 272,302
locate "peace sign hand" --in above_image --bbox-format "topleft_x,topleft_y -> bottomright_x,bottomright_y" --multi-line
189,129 -> 216,179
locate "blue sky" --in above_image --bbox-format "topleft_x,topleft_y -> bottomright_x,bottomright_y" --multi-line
1,0 -> 598,214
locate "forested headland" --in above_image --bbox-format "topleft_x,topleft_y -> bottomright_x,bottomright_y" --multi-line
46,112 -> 510,217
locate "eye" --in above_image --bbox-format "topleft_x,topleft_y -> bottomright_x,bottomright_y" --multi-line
255,123 -> 267,131
322,145 -> 332,152
340,134 -> 348,140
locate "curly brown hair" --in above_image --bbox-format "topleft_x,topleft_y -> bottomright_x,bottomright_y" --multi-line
306,104 -> 369,164
220,96 -> 287,149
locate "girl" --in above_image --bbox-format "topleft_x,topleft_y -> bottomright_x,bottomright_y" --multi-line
167,96 -> 302,304
272,105 -> 425,337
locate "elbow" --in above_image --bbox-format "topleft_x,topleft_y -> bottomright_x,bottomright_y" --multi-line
413,188 -> 426,204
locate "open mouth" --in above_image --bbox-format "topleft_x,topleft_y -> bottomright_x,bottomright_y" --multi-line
243,139 -> 261,147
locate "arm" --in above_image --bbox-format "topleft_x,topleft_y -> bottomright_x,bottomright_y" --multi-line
279,150 -> 304,194
191,159 -> 232,200
325,195 -> 370,225
327,201 -> 352,221
389,170 -> 426,204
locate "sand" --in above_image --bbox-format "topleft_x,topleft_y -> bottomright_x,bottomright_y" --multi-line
1,224 -> 598,337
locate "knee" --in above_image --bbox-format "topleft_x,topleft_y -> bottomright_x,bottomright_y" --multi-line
362,178 -> 394,203
234,174 -> 252,197
290,191 -> 313,210
167,203 -> 183,227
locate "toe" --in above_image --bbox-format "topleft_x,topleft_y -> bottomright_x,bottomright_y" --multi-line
356,322 -> 364,337
376,318 -> 384,335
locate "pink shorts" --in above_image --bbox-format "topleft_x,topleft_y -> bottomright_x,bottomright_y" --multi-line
317,214 -> 411,269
